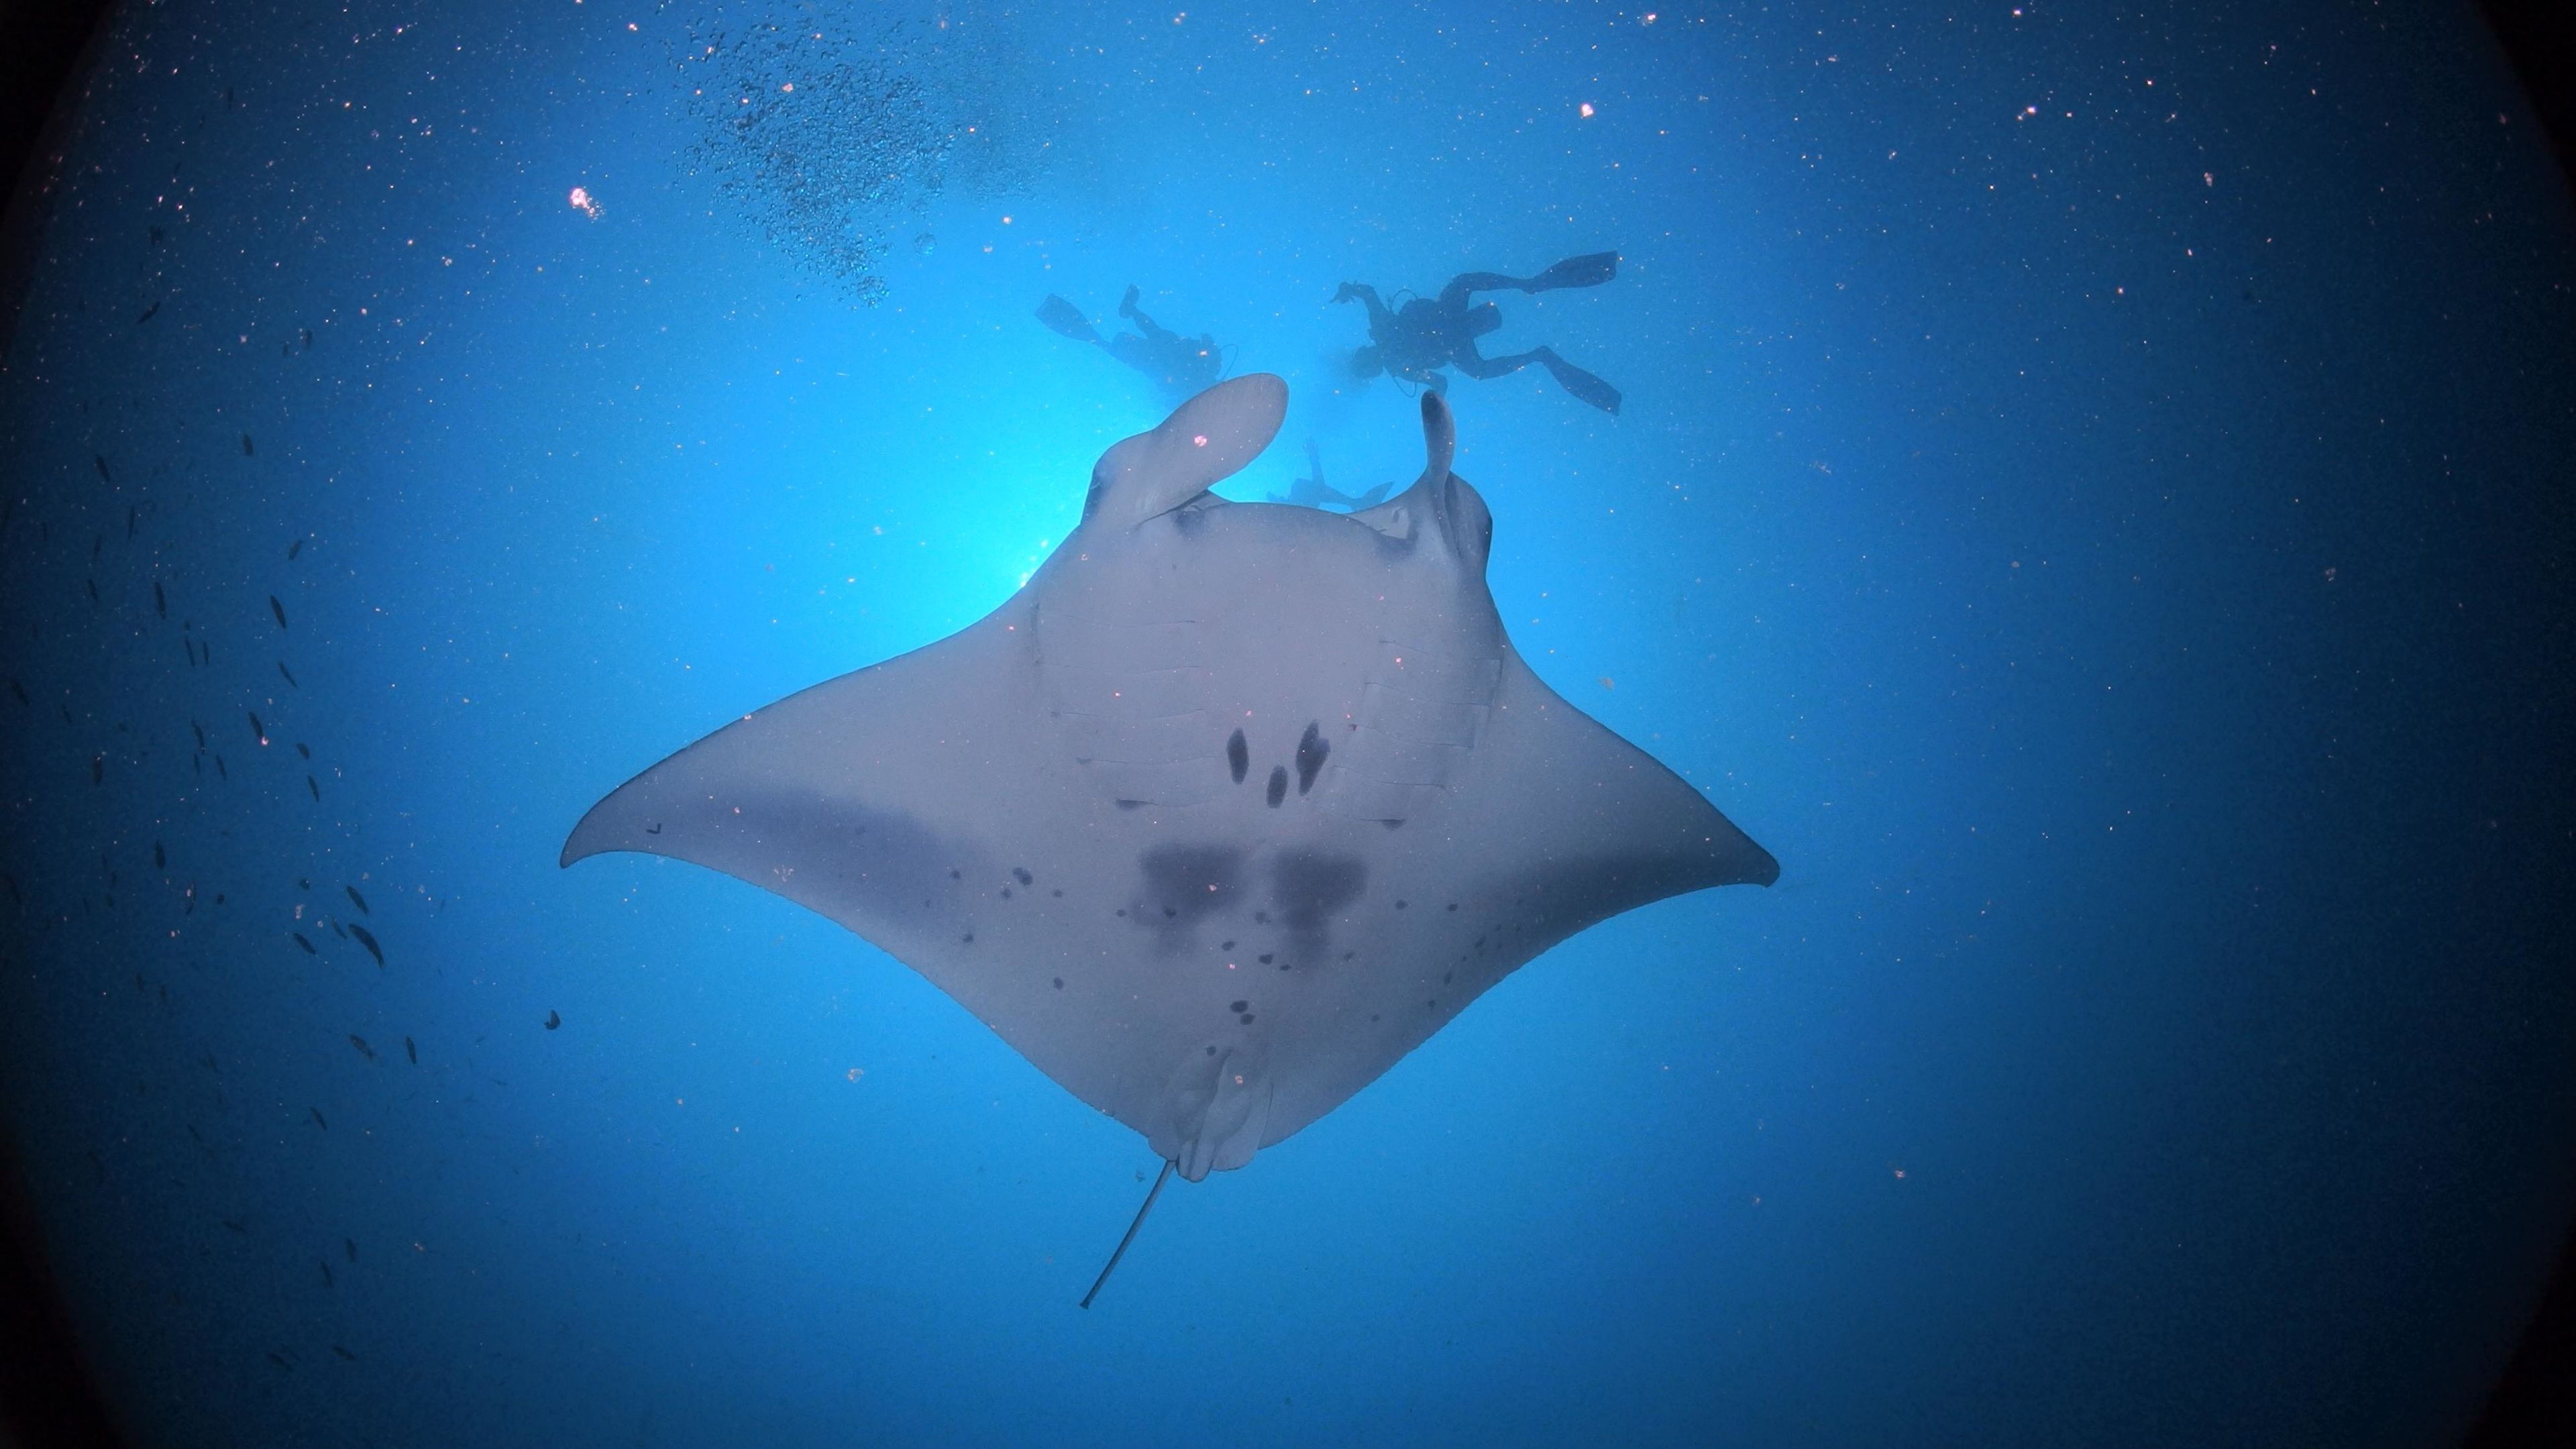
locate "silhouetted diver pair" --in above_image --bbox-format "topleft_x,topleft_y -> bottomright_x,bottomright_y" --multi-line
1334,252 -> 1623,413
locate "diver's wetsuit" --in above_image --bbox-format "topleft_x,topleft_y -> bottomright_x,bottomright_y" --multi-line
1036,286 -> 1222,405
1332,252 -> 1623,414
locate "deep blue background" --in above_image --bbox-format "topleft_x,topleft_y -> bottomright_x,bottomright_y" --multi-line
2,1 -> 2571,1444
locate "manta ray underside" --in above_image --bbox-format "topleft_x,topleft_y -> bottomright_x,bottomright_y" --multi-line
564,376 -> 1776,1295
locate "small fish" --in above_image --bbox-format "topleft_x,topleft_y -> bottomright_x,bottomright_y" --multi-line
307,775 -> 319,800
348,923 -> 382,967
7,679 -> 25,706
221,1218 -> 246,1234
269,595 -> 287,629
329,918 -> 346,939
136,300 -> 160,324
215,755 -> 227,780
348,1034 -> 374,1061
297,877 -> 309,890
296,742 -> 310,759
331,1344 -> 355,1362
278,661 -> 297,688
93,453 -> 111,484
153,841 -> 165,869
266,1351 -> 289,1370
85,578 -> 99,604
248,710 -> 264,743
645,822 -> 663,835
192,720 -> 205,749
404,1035 -> 417,1064
319,1259 -> 334,1287
291,933 -> 315,955
89,753 -> 103,785
91,533 -> 101,561
127,505 -> 138,537
343,1237 -> 357,1262
241,433 -> 255,457
545,1010 -> 561,1031
346,885 -> 369,914
309,1107 -> 326,1130
154,580 -> 166,618
301,327 -> 313,350
287,537 -> 303,559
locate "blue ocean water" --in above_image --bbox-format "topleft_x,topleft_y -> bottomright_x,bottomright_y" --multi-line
1,1 -> 2571,1444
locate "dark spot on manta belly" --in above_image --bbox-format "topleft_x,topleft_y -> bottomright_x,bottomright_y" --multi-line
1230,1000 -> 1248,1012
1014,867 -> 1033,885
1296,721 -> 1329,794
1136,844 -> 1246,941
1271,850 -> 1366,935
1266,766 -> 1287,807
1053,977 -> 1063,989
1227,729 -> 1248,784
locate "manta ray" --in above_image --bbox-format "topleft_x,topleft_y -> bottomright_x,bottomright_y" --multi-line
563,375 -> 1776,1301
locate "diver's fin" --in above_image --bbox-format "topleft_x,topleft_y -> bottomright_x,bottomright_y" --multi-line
1529,252 -> 1620,292
1351,481 -> 1394,508
1539,350 -> 1623,414
1036,294 -> 1104,345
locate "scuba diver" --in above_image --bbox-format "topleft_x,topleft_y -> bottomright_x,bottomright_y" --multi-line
1267,439 -> 1392,513
1035,286 -> 1224,406
1330,252 -> 1623,414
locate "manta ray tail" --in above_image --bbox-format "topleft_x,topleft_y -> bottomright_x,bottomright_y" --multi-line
1036,294 -> 1103,345
1080,1159 -> 1175,1309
